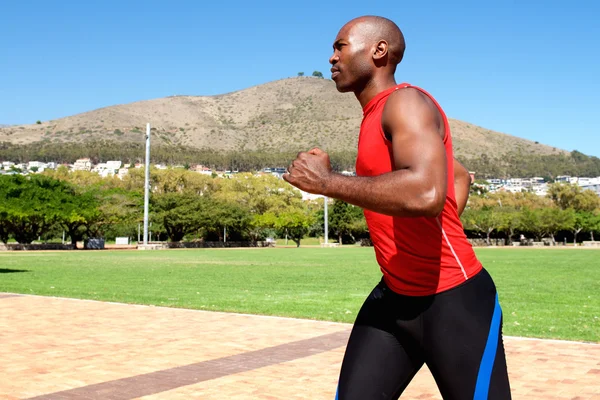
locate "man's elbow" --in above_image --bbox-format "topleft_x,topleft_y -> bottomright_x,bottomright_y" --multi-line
417,187 -> 446,217
459,169 -> 471,187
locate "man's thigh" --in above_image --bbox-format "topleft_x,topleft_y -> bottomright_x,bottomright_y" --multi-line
336,282 -> 425,400
423,269 -> 512,400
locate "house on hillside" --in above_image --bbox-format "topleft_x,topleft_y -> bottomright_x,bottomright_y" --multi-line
192,164 -> 213,175
73,158 -> 92,171
27,161 -> 46,172
577,177 -> 600,186
582,184 -> 600,196
106,160 -> 122,171
117,168 -> 129,179
556,175 -> 579,184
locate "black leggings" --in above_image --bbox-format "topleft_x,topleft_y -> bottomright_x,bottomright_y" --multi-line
336,268 -> 511,400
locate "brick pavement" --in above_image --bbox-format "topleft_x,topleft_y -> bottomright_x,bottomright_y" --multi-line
0,294 -> 598,399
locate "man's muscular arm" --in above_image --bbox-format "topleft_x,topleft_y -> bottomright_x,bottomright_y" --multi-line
453,158 -> 471,216
283,88 -> 448,218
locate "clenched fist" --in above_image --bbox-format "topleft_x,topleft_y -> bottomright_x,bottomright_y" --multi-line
283,148 -> 333,194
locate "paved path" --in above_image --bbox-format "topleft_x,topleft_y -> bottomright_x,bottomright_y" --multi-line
0,293 -> 598,399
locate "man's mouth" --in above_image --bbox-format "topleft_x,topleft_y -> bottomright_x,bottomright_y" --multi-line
331,69 -> 340,79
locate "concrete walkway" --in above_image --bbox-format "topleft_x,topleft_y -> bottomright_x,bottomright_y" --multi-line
0,293 -> 598,399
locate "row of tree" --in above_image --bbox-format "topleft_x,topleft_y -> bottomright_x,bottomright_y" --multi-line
0,170 -> 321,247
465,150 -> 600,179
462,184 -> 600,244
1,169 -> 599,247
2,140 -> 600,178
297,71 -> 324,78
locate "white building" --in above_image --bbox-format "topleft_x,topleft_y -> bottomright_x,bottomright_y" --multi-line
27,161 -> 45,170
106,160 -> 122,171
97,169 -> 115,178
117,168 -> 129,179
73,158 -> 92,171
92,160 -> 122,176
556,175 -> 579,184
577,177 -> 600,186
93,163 -> 108,172
532,183 -> 549,197
582,184 -> 600,196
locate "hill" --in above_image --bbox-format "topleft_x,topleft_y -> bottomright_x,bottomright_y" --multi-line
0,77 -> 565,160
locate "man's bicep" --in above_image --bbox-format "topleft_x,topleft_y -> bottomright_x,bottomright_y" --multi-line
384,91 -> 448,186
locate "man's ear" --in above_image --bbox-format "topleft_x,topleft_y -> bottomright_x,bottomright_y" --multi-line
373,40 -> 389,61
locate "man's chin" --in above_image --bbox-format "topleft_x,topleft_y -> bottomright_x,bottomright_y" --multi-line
334,81 -> 353,93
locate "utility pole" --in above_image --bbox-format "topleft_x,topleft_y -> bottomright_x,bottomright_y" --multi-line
324,196 -> 328,244
319,133 -> 329,245
143,123 -> 151,245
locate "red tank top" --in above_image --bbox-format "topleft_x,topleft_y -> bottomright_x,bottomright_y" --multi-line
356,83 -> 482,296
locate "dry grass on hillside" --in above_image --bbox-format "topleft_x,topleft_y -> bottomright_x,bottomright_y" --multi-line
0,77 -> 565,158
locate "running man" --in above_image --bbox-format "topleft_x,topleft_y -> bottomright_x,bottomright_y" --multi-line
283,15 -> 511,400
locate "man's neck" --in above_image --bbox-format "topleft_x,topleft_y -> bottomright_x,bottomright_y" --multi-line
355,75 -> 398,109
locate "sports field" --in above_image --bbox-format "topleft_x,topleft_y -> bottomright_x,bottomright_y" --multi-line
0,247 -> 598,342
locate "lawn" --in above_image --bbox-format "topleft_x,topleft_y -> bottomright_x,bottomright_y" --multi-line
0,247 -> 598,342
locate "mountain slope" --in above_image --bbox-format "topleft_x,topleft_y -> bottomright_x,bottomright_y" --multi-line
0,77 -> 565,159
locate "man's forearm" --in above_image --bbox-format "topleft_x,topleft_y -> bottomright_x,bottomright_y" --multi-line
454,173 -> 470,215
323,171 -> 446,218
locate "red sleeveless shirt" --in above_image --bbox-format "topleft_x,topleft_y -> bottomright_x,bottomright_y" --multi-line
356,83 -> 482,295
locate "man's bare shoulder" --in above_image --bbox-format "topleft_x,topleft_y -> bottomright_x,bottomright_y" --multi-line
384,87 -> 438,115
382,87 -> 443,138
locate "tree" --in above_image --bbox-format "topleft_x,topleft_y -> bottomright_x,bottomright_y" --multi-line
247,213 -> 277,242
85,188 -> 141,239
57,186 -> 101,246
151,192 -> 206,242
274,206 -> 315,247
29,166 -> 39,173
584,212 -> 600,242
312,71 -> 323,78
215,173 -> 301,215
0,210 -> 10,244
201,199 -> 252,242
328,199 -> 366,244
522,207 -> 575,244
571,210 -> 593,245
547,182 -> 600,212
297,72 -> 304,77
461,208 -> 503,245
519,208 -> 542,241
0,175 -> 64,244
496,207 -> 521,245
540,208 -> 575,245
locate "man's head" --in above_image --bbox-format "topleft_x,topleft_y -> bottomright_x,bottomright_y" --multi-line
329,16 -> 405,93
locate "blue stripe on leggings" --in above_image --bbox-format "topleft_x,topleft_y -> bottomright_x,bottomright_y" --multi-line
473,293 -> 502,399
335,384 -> 339,400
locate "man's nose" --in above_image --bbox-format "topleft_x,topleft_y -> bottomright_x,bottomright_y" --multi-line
329,53 -> 338,65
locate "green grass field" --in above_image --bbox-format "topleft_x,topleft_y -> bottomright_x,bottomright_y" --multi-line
0,247 -> 598,342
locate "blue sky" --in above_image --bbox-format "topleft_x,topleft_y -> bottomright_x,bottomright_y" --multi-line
1,1 -> 599,156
